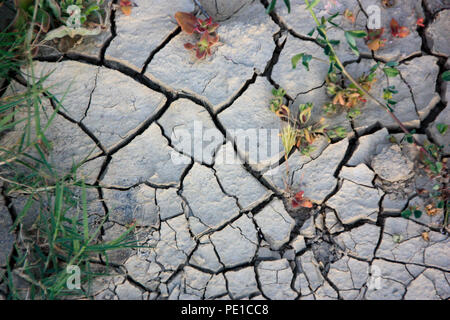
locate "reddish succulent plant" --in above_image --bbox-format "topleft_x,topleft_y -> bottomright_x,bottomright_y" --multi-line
291,191 -> 313,209
175,12 -> 219,59
194,17 -> 219,34
184,33 -> 217,59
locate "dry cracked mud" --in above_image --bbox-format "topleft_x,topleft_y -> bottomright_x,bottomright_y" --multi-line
0,0 -> 449,300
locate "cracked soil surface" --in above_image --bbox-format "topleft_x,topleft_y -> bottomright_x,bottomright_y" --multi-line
1,0 -> 449,300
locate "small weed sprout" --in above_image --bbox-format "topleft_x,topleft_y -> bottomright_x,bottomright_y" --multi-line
175,11 -> 220,59
270,88 -> 347,157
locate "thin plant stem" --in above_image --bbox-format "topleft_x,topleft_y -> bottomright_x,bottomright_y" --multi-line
303,0 -> 426,151
303,0 -> 448,229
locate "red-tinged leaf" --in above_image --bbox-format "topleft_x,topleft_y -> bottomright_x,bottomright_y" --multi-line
367,39 -> 385,51
366,28 -> 385,51
198,33 -> 209,46
300,199 -> 313,208
195,26 -> 206,33
344,9 -> 356,24
416,18 -> 425,27
184,43 -> 195,50
175,12 -> 197,34
185,32 -> 218,59
367,28 -> 384,39
390,18 -> 410,38
294,191 -> 304,202
207,33 -> 219,44
196,48 -> 207,59
207,22 -> 219,33
194,16 -> 219,34
120,0 -> 133,15
120,5 -> 132,15
390,18 -> 400,32
291,198 -> 313,209
396,26 -> 410,38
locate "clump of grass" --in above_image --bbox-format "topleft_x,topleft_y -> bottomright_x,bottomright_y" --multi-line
270,88 -> 347,158
4,183 -> 137,299
0,29 -> 27,80
0,13 -> 137,300
3,180 -> 137,300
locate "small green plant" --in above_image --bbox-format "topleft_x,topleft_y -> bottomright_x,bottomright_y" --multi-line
392,234 -> 403,243
270,89 -> 346,157
269,87 -> 286,113
323,65 -> 378,118
280,124 -> 297,159
442,71 -> 450,82
175,12 -> 219,59
15,0 -> 106,28
401,206 -> 423,219
10,0 -> 107,45
436,123 -> 448,135
296,102 -> 327,154
383,85 -> 398,107
400,135 -> 448,229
